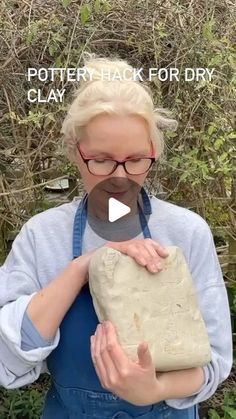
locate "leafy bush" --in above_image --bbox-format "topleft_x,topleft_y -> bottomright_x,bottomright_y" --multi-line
0,387 -> 45,419
208,390 -> 236,419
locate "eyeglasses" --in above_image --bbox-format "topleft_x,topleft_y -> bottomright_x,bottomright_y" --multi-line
76,142 -> 156,176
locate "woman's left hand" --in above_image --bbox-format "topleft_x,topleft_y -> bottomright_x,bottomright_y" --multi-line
90,321 -> 164,406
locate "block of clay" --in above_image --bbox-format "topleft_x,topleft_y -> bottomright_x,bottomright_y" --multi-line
88,246 -> 211,371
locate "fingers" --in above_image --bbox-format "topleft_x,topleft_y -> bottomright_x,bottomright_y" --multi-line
144,244 -> 163,272
91,324 -> 108,387
131,240 -> 168,273
100,323 -> 118,386
105,238 -> 169,274
149,240 -> 169,258
103,321 -> 129,373
137,341 -> 153,369
90,335 -> 101,379
91,322 -> 130,390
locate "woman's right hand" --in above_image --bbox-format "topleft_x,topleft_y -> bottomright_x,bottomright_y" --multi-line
77,238 -> 169,286
105,239 -> 169,273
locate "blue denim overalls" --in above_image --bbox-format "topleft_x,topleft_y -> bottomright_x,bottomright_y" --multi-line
42,188 -> 199,419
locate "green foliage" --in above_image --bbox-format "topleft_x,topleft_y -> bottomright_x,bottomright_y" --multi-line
80,4 -> 92,25
10,111 -> 44,128
32,199 -> 60,215
0,387 -> 45,419
78,1 -> 111,25
24,19 -> 48,46
168,117 -> 235,192
202,20 -> 215,41
23,15 -> 68,58
204,201 -> 229,227
228,287 -> 236,316
57,161 -> 79,178
60,0 -> 73,7
93,0 -> 111,13
208,390 -> 236,419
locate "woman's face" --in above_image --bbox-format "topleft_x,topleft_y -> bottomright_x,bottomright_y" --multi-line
76,113 -> 156,194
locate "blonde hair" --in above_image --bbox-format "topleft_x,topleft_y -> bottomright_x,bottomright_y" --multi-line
61,54 -> 177,160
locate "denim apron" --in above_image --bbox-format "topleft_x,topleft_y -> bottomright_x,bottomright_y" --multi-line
42,188 -> 199,419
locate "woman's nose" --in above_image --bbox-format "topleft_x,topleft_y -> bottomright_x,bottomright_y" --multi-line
112,163 -> 128,178
111,164 -> 128,178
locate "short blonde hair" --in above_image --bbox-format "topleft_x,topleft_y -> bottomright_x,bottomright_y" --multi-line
61,54 -> 177,160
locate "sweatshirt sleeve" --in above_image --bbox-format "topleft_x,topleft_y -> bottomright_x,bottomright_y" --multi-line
165,219 -> 233,409
21,310 -> 55,351
0,222 -> 60,389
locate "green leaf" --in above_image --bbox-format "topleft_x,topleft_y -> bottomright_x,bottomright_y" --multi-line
208,124 -> 216,136
159,29 -> 167,38
49,44 -> 56,56
80,4 -> 92,25
214,138 -> 224,150
208,408 -> 221,419
228,54 -> 235,68
55,55 -> 62,67
126,34 -> 135,46
206,102 -> 219,111
209,54 -> 223,66
61,0 -> 73,7
219,152 -> 228,161
94,0 -> 101,12
45,113 -> 56,127
26,30 -> 33,46
103,0 -> 111,12
12,400 -> 24,407
222,406 -> 236,419
170,156 -> 181,168
165,130 -> 177,138
179,171 -> 189,182
202,20 -> 214,41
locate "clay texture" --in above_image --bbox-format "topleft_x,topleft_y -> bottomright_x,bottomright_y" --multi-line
88,246 -> 211,371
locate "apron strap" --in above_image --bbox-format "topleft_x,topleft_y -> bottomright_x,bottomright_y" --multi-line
72,193 -> 88,259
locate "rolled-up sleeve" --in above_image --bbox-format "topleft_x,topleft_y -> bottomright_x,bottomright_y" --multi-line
21,309 -> 55,351
0,223 -> 60,389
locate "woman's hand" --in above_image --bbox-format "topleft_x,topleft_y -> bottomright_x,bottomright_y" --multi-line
90,320 -> 165,406
75,238 -> 169,286
76,238 -> 168,285
105,238 -> 169,273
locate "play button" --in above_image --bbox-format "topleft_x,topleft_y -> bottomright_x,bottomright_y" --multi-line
86,178 -> 150,241
108,198 -> 131,222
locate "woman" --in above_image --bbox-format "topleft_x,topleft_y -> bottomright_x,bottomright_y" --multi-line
0,56 -> 232,419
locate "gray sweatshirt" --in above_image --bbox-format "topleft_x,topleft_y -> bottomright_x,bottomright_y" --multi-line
0,196 -> 233,410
